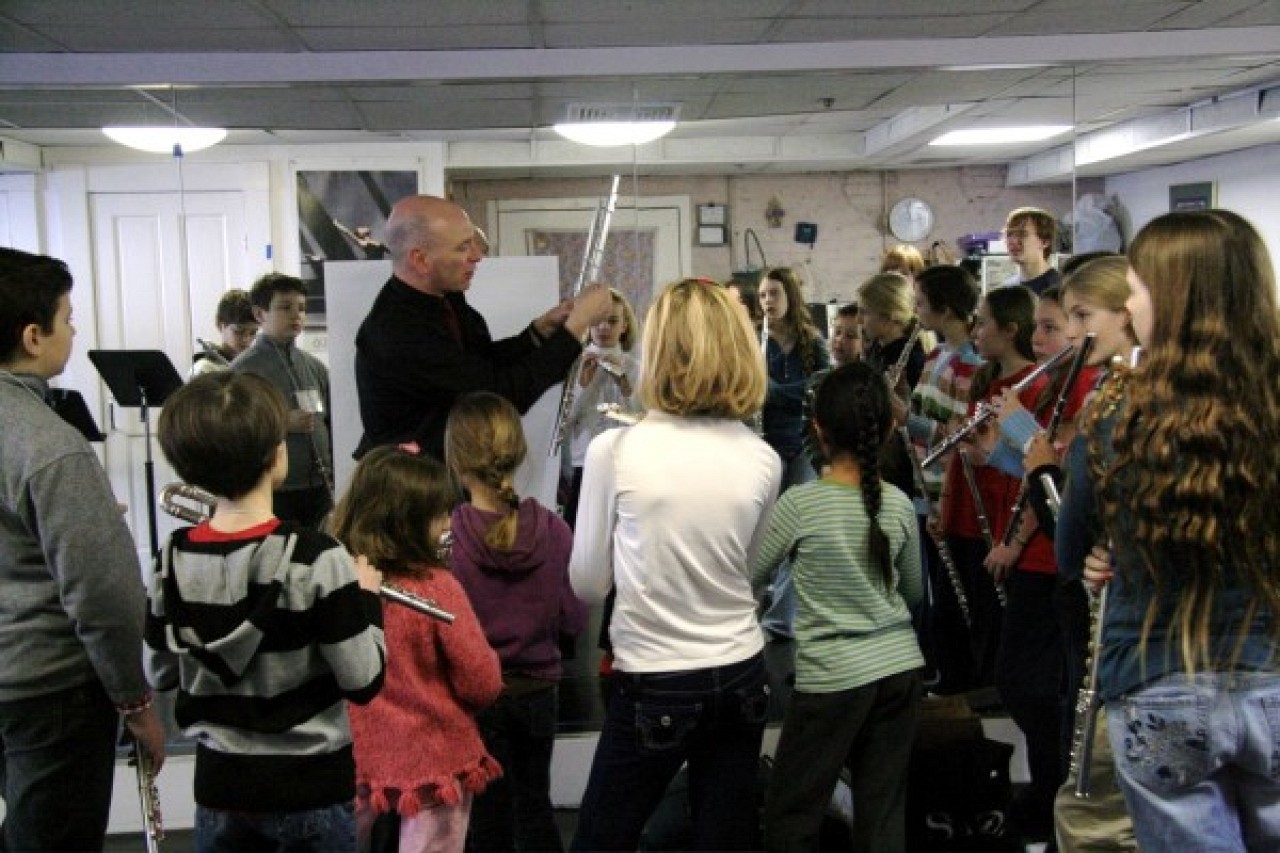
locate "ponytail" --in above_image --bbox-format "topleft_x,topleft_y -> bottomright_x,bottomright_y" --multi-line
444,392 -> 529,553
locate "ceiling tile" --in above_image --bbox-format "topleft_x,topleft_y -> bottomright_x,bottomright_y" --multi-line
19,26 -> 298,52
296,25 -> 535,51
264,0 -> 529,27
773,14 -> 1016,41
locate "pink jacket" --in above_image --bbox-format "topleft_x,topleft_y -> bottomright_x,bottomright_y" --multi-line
349,565 -> 503,816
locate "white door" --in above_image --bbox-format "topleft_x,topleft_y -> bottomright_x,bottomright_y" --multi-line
90,191 -> 249,559
492,196 -> 690,324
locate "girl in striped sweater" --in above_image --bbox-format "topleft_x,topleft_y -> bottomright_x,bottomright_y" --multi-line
755,361 -> 924,853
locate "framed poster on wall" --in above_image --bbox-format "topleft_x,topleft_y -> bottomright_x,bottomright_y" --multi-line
1169,181 -> 1216,212
296,170 -> 418,327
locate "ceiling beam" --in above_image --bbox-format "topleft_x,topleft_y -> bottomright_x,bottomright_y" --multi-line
4,28 -> 1280,87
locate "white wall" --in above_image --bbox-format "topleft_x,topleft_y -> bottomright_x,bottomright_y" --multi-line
1105,143 -> 1280,273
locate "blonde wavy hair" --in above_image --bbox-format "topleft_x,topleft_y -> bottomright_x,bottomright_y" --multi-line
640,278 -> 766,419
608,287 -> 639,352
857,272 -> 916,328
1063,255 -> 1138,434
1103,209 -> 1280,674
1061,255 -> 1133,320
445,391 -> 527,551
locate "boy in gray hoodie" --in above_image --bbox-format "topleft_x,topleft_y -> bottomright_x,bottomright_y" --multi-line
0,247 -> 166,850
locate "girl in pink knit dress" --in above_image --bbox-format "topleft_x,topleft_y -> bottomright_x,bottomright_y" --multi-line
329,445 -> 504,853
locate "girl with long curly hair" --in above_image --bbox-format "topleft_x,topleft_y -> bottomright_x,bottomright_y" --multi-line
1074,209 -> 1280,850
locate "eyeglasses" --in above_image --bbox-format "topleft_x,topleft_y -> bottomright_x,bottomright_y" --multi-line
434,528 -> 454,565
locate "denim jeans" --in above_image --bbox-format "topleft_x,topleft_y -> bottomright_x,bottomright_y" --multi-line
0,680 -> 119,852
571,653 -> 771,852
761,451 -> 817,639
467,681 -> 563,852
1108,671 -> 1280,852
196,802 -> 356,852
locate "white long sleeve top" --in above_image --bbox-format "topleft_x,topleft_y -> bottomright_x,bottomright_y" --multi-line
566,343 -> 642,468
570,411 -> 782,673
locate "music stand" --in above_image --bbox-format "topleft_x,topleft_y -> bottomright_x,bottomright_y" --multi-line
87,350 -> 184,559
47,388 -> 106,442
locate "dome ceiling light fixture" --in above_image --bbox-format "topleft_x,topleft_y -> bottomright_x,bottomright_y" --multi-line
554,102 -> 680,147
102,126 -> 227,155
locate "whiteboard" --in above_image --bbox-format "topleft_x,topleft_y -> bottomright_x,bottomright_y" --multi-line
326,257 -> 564,509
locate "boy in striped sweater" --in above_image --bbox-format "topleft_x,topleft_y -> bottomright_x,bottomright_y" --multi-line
906,265 -> 984,695
146,371 -> 386,851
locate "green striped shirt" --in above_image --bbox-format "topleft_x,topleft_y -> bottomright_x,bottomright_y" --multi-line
753,480 -> 924,693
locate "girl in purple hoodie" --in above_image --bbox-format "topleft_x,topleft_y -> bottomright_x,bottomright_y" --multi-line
445,391 -> 587,852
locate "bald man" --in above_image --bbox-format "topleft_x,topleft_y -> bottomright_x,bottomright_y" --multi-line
355,195 -> 613,460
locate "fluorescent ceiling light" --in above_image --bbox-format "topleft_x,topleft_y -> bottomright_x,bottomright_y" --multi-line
553,121 -> 676,147
929,125 -> 1072,145
102,126 -> 227,154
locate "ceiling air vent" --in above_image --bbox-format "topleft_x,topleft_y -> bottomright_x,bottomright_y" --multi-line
563,103 -> 681,123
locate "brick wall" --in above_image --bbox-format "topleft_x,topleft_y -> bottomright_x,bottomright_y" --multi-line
451,170 -> 1089,303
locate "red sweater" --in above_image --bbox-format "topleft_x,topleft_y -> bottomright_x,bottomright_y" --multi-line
942,363 -> 1102,575
942,365 -> 1045,545
349,565 -> 504,816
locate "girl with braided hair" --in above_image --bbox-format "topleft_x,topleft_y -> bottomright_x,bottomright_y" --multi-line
445,391 -> 586,853
754,361 -> 924,852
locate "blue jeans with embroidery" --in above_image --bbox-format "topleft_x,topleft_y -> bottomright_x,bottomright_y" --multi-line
760,451 -> 817,639
1107,671 -> 1280,852
571,653 -> 770,852
196,802 -> 356,852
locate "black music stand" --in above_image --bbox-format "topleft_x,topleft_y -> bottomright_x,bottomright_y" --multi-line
87,350 -> 184,559
47,388 -> 106,442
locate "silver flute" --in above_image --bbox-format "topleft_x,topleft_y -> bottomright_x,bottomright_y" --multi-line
158,483 -> 454,623
133,741 -> 164,852
1040,474 -> 1063,522
1070,348 -> 1141,798
1071,582 -> 1109,798
901,426 -> 972,629
1000,333 -> 1095,549
884,319 -> 922,391
550,174 -> 621,456
196,338 -> 230,367
753,311 -> 769,434
922,343 -> 1076,468
957,448 -> 1007,606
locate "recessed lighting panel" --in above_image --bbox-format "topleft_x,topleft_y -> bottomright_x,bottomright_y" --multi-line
929,126 -> 1072,145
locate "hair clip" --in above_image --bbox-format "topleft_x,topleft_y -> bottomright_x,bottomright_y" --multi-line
397,441 -> 421,455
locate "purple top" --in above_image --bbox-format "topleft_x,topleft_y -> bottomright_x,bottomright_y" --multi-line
451,498 -> 586,680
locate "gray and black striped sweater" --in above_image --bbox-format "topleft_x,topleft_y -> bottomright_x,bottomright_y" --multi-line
144,519 -> 385,812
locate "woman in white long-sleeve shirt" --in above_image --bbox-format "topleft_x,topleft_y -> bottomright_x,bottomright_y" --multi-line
569,278 -> 782,852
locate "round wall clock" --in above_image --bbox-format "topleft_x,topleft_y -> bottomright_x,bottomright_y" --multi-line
888,197 -> 934,242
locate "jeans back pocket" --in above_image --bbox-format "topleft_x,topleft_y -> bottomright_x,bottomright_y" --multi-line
1117,692 -> 1211,793
635,699 -> 703,752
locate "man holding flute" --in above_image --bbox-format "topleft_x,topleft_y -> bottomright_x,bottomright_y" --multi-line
355,195 -> 612,461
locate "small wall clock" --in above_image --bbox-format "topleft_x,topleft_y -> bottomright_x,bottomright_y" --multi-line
888,197 -> 934,242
